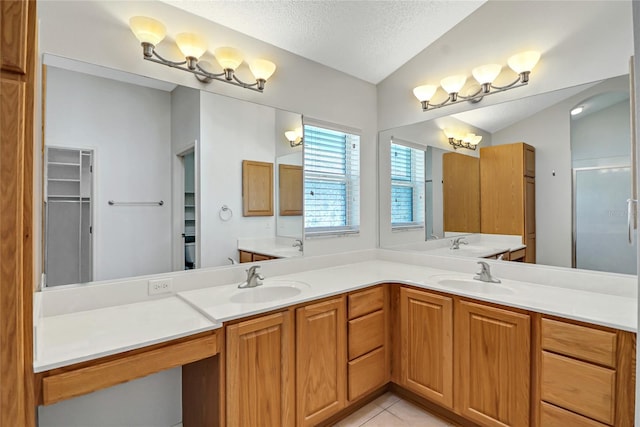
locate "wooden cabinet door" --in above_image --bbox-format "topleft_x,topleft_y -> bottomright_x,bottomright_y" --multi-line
296,297 -> 346,426
226,311 -> 294,427
443,152 -> 480,233
524,176 -> 536,263
456,300 -> 530,427
400,288 -> 453,408
242,160 -> 273,216
1,1 -> 29,74
278,164 -> 303,216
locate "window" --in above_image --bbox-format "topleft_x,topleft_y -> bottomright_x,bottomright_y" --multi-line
391,142 -> 425,229
304,124 -> 360,236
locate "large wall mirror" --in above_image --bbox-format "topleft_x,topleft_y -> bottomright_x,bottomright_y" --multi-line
379,74 -> 636,275
42,54 -> 303,287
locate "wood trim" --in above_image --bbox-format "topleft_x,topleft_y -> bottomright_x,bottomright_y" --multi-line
615,330 -> 636,427
530,312 -> 542,427
388,284 -> 401,384
41,332 -> 218,406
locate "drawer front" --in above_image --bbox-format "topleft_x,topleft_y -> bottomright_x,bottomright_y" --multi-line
541,318 -> 617,367
348,286 -> 384,319
541,352 -> 616,424
540,402 -> 609,427
348,347 -> 386,401
509,248 -> 525,261
348,310 -> 384,360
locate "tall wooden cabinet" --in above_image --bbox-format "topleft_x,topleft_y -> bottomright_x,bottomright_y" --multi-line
443,152 -> 481,233
456,300 -> 531,427
1,1 -> 36,425
226,311 -> 294,427
480,143 -> 536,263
399,288 -> 453,408
296,297 -> 347,426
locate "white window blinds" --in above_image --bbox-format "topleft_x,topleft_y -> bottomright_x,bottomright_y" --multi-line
391,141 -> 425,229
304,124 -> 360,236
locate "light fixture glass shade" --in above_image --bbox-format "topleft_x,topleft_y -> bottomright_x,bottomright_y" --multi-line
285,131 -> 298,141
440,75 -> 467,94
469,135 -> 483,145
214,47 -> 244,70
571,106 -> 584,116
472,64 -> 502,84
129,16 -> 166,46
249,59 -> 277,81
175,33 -> 207,59
462,133 -> 476,143
413,85 -> 438,102
507,51 -> 541,74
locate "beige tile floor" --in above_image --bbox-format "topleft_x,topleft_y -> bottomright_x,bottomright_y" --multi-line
332,393 -> 457,427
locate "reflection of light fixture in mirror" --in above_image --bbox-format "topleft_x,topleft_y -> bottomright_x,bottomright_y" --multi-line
129,16 -> 277,92
571,106 -> 584,116
444,129 -> 482,151
285,128 -> 303,147
414,51 -> 541,111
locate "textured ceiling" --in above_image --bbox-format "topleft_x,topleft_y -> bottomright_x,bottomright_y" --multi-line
162,0 -> 485,84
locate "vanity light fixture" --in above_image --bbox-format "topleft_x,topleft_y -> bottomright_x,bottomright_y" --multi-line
129,16 -> 277,93
443,129 -> 482,151
285,128 -> 303,147
571,106 -> 584,116
414,51 -> 541,112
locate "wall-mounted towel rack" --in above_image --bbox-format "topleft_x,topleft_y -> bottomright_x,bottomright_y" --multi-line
108,200 -> 164,206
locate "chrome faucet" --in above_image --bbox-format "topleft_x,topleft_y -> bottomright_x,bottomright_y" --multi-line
238,265 -> 264,288
474,261 -> 501,283
430,234 -> 440,240
292,239 -> 303,252
450,236 -> 468,250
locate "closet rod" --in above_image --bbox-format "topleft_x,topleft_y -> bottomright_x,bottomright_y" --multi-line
108,200 -> 164,206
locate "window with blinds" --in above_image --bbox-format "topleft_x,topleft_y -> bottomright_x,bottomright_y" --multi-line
391,142 -> 425,229
304,124 -> 360,236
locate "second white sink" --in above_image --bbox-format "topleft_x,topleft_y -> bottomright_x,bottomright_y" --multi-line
230,280 -> 310,304
429,274 -> 515,295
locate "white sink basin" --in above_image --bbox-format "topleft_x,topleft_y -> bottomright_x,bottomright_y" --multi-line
429,274 -> 514,295
230,280 -> 310,304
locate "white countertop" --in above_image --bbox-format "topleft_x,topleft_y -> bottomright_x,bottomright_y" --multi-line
178,260 -> 636,332
34,296 -> 219,373
421,244 -> 526,258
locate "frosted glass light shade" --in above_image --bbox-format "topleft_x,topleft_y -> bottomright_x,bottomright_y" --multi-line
440,75 -> 467,94
462,133 -> 476,143
469,135 -> 483,145
472,64 -> 502,84
413,85 -> 438,102
129,16 -> 166,46
250,59 -> 277,81
215,47 -> 244,70
175,33 -> 207,59
508,51 -> 541,74
285,131 -> 298,142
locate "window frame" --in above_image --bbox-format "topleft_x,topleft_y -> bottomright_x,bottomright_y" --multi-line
390,141 -> 425,231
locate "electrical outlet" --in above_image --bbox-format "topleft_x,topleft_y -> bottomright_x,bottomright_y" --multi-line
148,278 -> 173,296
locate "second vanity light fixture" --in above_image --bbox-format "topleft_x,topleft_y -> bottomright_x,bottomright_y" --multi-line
285,128 -> 303,147
129,16 -> 277,93
413,51 -> 541,112
444,129 -> 482,151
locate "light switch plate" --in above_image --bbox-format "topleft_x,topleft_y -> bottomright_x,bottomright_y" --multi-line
148,278 -> 173,296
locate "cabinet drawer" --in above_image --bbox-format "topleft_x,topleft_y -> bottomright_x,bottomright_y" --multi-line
509,248 -> 525,261
541,318 -> 617,367
348,347 -> 385,401
348,310 -> 384,360
540,402 -> 609,427
348,286 -> 384,319
541,352 -> 615,425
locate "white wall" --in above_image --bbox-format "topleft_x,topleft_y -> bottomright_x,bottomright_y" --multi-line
199,91 -> 277,267
275,109 -> 304,239
492,77 -> 629,268
45,67 -> 172,282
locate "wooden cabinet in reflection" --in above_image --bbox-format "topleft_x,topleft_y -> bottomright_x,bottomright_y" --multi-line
480,143 -> 536,263
278,164 -> 303,216
242,160 -> 274,216
443,152 -> 480,233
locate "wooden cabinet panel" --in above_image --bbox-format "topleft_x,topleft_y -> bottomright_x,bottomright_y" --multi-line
541,351 -> 615,425
524,145 -> 536,178
457,300 -> 530,427
509,248 -> 526,261
348,347 -> 386,401
239,250 -> 253,263
540,402 -> 608,427
227,312 -> 294,427
296,297 -> 346,426
541,318 -> 617,367
400,288 -> 453,408
242,160 -> 273,216
348,286 -> 384,319
252,253 -> 273,262
525,176 -> 536,235
278,164 -> 302,216
443,152 -> 480,233
1,1 -> 28,74
348,309 -> 384,360
525,234 -> 536,264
